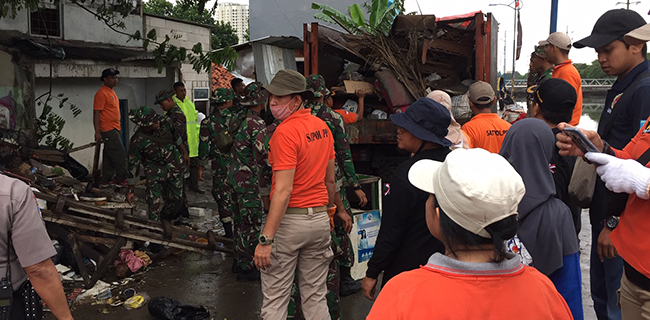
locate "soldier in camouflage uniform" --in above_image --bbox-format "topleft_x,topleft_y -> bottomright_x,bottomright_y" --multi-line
229,82 -> 268,281
198,88 -> 238,238
156,89 -> 190,215
253,121 -> 278,209
125,106 -> 184,232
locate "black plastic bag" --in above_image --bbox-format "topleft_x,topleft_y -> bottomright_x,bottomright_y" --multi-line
60,154 -> 89,180
148,297 -> 210,320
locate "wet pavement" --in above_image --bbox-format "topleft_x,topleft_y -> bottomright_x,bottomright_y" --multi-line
48,173 -> 597,319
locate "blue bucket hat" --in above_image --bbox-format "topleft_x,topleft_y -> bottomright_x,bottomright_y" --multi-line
390,97 -> 452,147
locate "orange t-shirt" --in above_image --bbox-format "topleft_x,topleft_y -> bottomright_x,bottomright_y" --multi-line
461,113 -> 511,153
612,117 -> 650,279
552,60 -> 583,126
334,109 -> 357,124
93,85 -> 121,132
367,261 -> 573,320
269,109 -> 335,208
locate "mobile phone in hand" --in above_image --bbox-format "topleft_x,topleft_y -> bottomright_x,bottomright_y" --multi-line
562,127 -> 600,154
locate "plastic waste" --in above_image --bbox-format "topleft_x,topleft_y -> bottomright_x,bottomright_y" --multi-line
123,292 -> 150,310
148,296 -> 210,320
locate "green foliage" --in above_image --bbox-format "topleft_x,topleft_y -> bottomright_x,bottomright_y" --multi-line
211,21 -> 239,50
312,0 -> 405,36
35,94 -> 82,151
574,60 -> 612,79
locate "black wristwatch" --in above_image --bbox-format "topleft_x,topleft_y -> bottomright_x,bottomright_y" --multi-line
353,184 -> 362,190
259,234 -> 274,245
604,216 -> 619,230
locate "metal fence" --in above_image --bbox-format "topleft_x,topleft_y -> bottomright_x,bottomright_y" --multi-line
504,78 -> 615,88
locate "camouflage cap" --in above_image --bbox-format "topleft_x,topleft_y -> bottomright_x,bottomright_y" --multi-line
154,89 -> 174,105
306,74 -> 331,98
533,45 -> 547,59
129,106 -> 161,127
211,88 -> 234,104
241,82 -> 270,106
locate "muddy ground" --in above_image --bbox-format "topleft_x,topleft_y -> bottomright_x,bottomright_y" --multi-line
47,174 -> 598,320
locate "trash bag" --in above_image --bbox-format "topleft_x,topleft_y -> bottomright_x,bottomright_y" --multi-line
61,154 -> 89,180
148,297 -> 210,320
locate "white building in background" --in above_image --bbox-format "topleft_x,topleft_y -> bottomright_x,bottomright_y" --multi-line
217,3 -> 249,44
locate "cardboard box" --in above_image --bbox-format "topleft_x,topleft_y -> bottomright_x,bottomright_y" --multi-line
343,80 -> 374,94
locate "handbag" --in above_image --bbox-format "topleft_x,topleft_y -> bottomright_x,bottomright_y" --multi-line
4,232 -> 42,320
568,157 -> 597,208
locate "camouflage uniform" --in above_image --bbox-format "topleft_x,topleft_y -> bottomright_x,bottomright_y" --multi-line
253,121 -> 278,196
229,82 -> 268,271
127,106 -> 184,221
198,88 -> 238,224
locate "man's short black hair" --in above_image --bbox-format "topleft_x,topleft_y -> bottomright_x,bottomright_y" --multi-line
473,100 -> 494,109
538,107 -> 573,125
231,78 -> 244,89
173,82 -> 185,90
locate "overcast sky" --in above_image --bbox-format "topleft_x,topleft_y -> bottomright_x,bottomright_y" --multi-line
404,0 -> 650,75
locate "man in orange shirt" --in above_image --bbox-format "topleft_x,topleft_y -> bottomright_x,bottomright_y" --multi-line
541,32 -> 583,126
253,70 -> 336,320
93,68 -> 127,187
461,81 -> 511,153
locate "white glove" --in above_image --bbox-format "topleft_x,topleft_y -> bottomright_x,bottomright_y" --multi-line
586,152 -> 650,200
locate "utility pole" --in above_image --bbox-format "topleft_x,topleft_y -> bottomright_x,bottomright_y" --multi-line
616,0 -> 642,9
550,0 -> 558,33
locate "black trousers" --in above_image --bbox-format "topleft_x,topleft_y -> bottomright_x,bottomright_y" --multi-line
10,282 -> 43,320
100,129 -> 128,183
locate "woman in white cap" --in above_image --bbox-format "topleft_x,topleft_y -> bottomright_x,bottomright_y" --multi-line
366,148 -> 573,320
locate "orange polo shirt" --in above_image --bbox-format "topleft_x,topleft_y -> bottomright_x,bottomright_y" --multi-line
461,113 -> 511,153
612,117 -> 650,279
552,60 -> 583,126
93,85 -> 121,132
367,260 -> 573,320
269,109 -> 335,208
334,109 -> 358,124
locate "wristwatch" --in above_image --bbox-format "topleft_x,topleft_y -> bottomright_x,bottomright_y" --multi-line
259,234 -> 274,245
353,184 -> 362,190
605,216 -> 619,230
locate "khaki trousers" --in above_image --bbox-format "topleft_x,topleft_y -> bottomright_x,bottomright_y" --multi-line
620,272 -> 650,320
260,211 -> 333,320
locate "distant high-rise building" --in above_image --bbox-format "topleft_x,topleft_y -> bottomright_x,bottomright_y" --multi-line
217,2 -> 249,44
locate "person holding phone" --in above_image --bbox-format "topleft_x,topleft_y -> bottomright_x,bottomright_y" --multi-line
557,114 -> 650,319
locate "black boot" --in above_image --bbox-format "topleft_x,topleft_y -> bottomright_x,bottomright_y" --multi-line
339,266 -> 361,297
189,167 -> 204,194
223,221 -> 233,239
236,267 -> 261,282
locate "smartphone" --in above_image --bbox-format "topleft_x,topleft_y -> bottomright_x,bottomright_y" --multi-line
562,127 -> 600,154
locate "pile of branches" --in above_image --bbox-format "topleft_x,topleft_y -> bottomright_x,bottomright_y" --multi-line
338,30 -> 428,99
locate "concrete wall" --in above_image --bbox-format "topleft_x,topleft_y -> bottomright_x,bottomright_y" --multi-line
34,65 -> 175,169
250,0 -> 349,40
0,10 -> 29,33
0,3 -> 142,47
146,15 -> 211,100
63,5 -> 143,47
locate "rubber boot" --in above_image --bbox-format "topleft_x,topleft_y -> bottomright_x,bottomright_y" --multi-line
339,266 -> 361,297
223,221 -> 234,239
189,167 -> 204,194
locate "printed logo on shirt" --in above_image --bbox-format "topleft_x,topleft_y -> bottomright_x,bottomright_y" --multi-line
486,129 -> 508,137
643,121 -> 650,134
306,128 -> 330,142
32,194 -> 43,219
608,93 -> 624,114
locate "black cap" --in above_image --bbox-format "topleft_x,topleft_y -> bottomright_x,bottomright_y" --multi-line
528,78 -> 576,113
100,68 -> 119,81
574,9 -> 646,49
390,97 -> 451,147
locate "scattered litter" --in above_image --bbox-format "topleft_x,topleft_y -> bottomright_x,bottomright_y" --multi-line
77,280 -> 113,302
148,296 -> 210,320
124,292 -> 149,310
96,288 -> 112,301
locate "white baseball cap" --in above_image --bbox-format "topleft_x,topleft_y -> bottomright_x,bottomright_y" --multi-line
538,32 -> 572,50
625,23 -> 650,45
408,148 -> 525,238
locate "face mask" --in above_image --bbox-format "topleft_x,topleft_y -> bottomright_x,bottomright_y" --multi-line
271,97 -> 296,121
